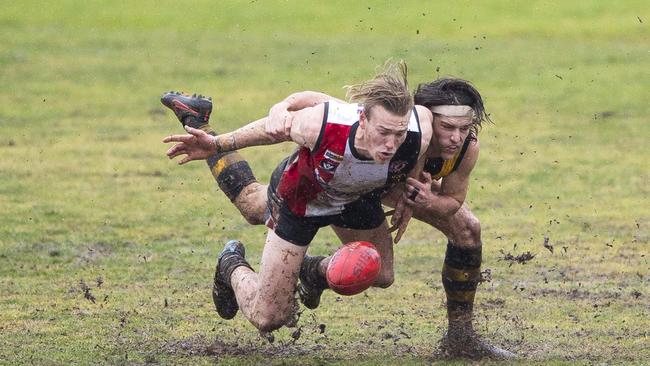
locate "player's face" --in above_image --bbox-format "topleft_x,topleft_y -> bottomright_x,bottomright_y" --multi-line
361,105 -> 410,162
432,114 -> 473,160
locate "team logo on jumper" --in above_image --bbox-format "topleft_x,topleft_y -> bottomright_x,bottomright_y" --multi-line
389,160 -> 408,173
320,159 -> 339,172
324,150 -> 344,162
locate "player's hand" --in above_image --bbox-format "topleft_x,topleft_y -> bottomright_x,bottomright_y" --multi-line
388,196 -> 413,244
404,172 -> 435,210
163,126 -> 218,165
266,102 -> 293,141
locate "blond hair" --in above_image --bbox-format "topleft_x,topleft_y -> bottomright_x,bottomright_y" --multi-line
345,60 -> 413,118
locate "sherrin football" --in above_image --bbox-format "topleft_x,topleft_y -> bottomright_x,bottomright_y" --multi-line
326,241 -> 381,296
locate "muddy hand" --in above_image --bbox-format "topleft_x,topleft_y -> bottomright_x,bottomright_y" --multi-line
388,196 -> 413,244
405,172 -> 434,210
163,125 -> 218,165
266,102 -> 293,142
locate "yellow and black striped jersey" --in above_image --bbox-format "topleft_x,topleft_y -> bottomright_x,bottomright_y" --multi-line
424,134 -> 475,180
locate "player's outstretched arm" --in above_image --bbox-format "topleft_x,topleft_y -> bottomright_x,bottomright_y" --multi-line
163,104 -> 325,164
266,91 -> 344,141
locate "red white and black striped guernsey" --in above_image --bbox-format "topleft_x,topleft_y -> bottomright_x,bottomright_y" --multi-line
274,100 -> 422,217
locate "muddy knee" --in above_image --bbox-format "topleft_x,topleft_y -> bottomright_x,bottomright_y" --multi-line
451,213 -> 481,247
238,207 -> 265,225
233,183 -> 267,225
251,312 -> 289,333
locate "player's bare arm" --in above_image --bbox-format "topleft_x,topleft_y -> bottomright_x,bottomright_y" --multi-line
407,138 -> 479,217
266,91 -> 345,140
163,104 -> 326,164
389,105 -> 433,243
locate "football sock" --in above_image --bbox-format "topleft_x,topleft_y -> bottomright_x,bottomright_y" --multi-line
219,249 -> 253,288
301,255 -> 329,290
442,241 -> 481,324
207,154 -> 257,202
182,115 -> 258,202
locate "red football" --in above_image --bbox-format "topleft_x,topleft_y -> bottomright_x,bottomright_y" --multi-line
326,241 -> 381,296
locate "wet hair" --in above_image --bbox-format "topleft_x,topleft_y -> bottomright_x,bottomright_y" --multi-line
345,60 -> 414,119
414,77 -> 491,134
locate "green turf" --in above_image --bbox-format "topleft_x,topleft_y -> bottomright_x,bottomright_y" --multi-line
1,1 -> 648,364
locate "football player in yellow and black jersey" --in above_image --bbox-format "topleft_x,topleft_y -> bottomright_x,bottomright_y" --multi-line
160,77 -> 514,359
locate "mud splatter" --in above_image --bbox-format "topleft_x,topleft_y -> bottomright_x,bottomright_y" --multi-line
79,279 -> 96,303
499,250 -> 536,266
543,236 -> 554,253
479,268 -> 492,283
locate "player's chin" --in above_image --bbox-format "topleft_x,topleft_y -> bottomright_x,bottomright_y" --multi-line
376,152 -> 394,162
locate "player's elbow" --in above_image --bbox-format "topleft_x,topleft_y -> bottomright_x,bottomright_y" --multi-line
437,202 -> 462,218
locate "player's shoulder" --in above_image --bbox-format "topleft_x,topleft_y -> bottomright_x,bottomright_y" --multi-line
455,135 -> 480,174
413,105 -> 433,152
326,100 -> 361,126
414,104 -> 433,123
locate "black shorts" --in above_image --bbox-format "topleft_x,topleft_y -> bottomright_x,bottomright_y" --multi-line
265,158 -> 385,246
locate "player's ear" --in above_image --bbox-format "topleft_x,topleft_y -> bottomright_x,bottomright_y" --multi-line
359,110 -> 367,129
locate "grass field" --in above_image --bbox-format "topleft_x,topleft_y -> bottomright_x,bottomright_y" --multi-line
1,1 -> 648,364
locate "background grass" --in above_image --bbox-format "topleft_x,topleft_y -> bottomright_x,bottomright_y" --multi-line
0,1 -> 648,365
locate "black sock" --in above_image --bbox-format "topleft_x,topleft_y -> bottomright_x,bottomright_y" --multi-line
301,255 -> 329,289
441,241 -> 482,322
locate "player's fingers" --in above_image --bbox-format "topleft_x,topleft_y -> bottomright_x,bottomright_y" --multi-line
167,149 -> 188,160
164,134 -> 195,144
421,172 -> 433,184
390,211 -> 401,226
184,125 -> 202,136
394,215 -> 411,244
166,144 -> 186,157
406,187 -> 420,202
282,115 -> 289,132
162,135 -> 179,143
406,177 -> 426,190
394,226 -> 405,244
178,153 -> 196,165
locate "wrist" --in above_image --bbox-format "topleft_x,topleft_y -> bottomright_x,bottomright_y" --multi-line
211,135 -> 221,153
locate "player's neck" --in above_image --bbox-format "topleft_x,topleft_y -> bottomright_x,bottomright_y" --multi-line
428,143 -> 443,158
353,130 -> 372,159
353,129 -> 373,160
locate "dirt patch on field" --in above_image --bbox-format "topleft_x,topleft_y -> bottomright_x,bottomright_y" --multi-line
163,334 -> 327,358
76,242 -> 114,265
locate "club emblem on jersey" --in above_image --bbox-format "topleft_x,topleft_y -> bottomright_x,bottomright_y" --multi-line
389,160 -> 408,173
324,150 -> 344,162
320,159 -> 339,172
